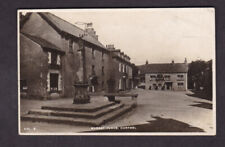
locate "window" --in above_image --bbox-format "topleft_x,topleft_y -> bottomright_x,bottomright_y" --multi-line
56,55 -> 61,65
177,75 -> 184,78
177,74 -> 184,81
69,39 -> 73,53
164,75 -> 170,78
122,64 -> 125,72
150,75 -> 156,78
92,48 -> 95,59
48,52 -> 51,64
51,52 -> 57,65
157,74 -> 163,78
119,63 -> 121,72
164,75 -> 170,81
178,82 -> 184,86
102,66 -> 104,75
92,65 -> 95,74
102,52 -> 104,61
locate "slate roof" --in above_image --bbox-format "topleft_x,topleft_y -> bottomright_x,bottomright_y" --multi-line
39,12 -> 106,49
138,63 -> 188,74
21,32 -> 64,53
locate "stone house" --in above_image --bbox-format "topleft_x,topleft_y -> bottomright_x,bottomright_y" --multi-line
106,45 -> 134,91
138,60 -> 188,91
20,12 -> 134,99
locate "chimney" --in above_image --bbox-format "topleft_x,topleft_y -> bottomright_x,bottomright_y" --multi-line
85,27 -> 98,40
146,60 -> 148,65
106,44 -> 115,50
184,58 -> 187,64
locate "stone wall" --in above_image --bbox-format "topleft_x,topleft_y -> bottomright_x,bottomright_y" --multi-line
20,34 -> 48,98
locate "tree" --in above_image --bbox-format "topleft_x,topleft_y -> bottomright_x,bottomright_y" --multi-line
188,60 -> 212,92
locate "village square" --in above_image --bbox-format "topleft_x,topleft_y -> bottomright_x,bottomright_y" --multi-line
19,10 -> 214,134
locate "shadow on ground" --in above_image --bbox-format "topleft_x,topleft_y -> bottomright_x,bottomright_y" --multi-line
85,116 -> 204,132
186,90 -> 212,101
190,101 -> 212,110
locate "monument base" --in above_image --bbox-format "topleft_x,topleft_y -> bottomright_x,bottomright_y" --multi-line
73,83 -> 90,104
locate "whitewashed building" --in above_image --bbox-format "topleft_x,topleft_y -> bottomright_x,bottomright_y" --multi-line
138,60 -> 188,91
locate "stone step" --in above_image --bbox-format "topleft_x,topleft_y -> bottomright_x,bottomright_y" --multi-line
21,104 -> 136,127
41,101 -> 116,113
28,103 -> 124,119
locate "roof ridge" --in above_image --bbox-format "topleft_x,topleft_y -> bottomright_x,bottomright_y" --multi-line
45,12 -> 86,33
41,12 -> 107,50
20,32 -> 63,52
139,63 -> 186,66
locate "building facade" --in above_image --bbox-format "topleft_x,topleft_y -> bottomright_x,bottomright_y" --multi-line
20,12 -> 134,99
138,61 -> 188,91
106,45 -> 134,92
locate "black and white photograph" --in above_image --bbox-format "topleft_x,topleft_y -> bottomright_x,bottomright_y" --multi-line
18,8 -> 216,135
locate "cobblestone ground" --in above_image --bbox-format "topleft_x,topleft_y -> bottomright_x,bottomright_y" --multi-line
19,89 -> 214,134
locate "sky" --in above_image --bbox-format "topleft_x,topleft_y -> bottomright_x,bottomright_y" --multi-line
37,8 -> 214,65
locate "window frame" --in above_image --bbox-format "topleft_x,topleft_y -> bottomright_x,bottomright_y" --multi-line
69,39 -> 73,53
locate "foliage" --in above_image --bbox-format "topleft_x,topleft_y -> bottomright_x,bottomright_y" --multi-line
188,60 -> 212,100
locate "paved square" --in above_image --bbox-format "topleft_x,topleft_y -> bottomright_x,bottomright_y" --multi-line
20,89 -> 214,134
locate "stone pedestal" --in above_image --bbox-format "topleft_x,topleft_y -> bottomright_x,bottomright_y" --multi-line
73,83 -> 90,104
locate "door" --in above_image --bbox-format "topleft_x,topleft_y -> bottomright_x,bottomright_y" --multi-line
50,73 -> 59,92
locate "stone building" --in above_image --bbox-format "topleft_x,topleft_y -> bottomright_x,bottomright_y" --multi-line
138,60 -> 188,91
106,45 -> 134,92
20,12 -> 134,99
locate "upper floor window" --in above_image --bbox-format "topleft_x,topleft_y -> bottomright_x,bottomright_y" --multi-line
122,64 -> 125,73
164,75 -> 170,81
56,55 -> 61,65
102,66 -> 104,75
177,75 -> 184,78
48,51 -> 61,67
92,65 -> 95,75
150,75 -> 156,78
92,48 -> 95,59
119,63 -> 121,72
102,52 -> 104,61
51,52 -> 57,65
69,39 -> 73,53
164,75 -> 170,78
48,52 -> 51,64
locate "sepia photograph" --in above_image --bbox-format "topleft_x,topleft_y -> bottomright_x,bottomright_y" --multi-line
18,8 -> 216,135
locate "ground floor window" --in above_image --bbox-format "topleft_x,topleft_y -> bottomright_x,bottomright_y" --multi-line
178,82 -> 184,86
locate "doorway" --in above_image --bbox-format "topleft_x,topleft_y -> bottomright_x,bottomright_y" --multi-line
50,73 -> 59,92
165,82 -> 173,90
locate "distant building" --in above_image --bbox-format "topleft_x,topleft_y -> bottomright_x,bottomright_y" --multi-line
138,60 -> 188,91
20,12 -> 134,99
106,45 -> 134,91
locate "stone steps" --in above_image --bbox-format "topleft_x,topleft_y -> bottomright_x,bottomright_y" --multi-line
41,102 -> 116,112
28,103 -> 124,119
21,104 -> 135,127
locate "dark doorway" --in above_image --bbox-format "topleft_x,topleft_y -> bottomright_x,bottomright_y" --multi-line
165,82 -> 173,90
50,73 -> 58,92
